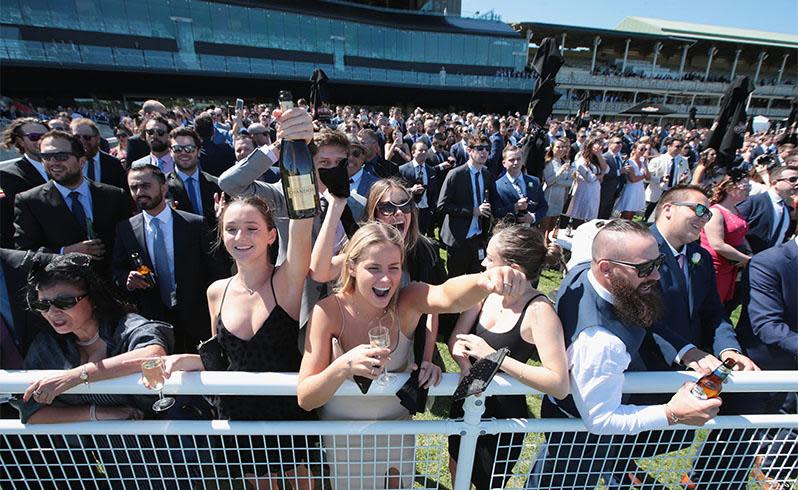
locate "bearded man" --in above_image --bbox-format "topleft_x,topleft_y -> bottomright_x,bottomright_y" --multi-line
529,220 -> 722,489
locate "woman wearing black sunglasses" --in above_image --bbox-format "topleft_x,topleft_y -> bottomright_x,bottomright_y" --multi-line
19,253 -> 173,423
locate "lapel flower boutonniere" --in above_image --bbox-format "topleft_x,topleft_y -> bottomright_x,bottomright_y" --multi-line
689,252 -> 701,270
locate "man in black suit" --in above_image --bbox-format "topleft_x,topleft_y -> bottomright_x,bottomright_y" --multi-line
400,141 -> 440,237
450,126 -> 470,167
167,127 -> 222,231
195,113 -> 236,178
0,118 -> 50,248
113,163 -> 223,353
124,99 -> 168,164
598,136 -> 626,219
569,130 -> 586,161
359,128 -> 397,178
487,119 -> 504,177
70,118 -> 127,190
737,165 -> 797,254
13,131 -> 129,271
437,134 -> 496,278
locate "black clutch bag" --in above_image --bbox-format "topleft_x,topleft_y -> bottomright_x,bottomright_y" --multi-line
197,335 -> 228,372
353,375 -> 372,395
396,368 -> 428,415
452,347 -> 509,402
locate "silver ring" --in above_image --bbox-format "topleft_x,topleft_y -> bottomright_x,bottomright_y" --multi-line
33,390 -> 42,397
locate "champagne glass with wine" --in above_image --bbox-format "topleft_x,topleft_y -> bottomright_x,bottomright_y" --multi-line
368,320 -> 393,386
141,358 -> 175,412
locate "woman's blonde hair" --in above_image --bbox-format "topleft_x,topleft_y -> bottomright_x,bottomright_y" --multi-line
364,178 -> 419,252
336,222 -> 405,312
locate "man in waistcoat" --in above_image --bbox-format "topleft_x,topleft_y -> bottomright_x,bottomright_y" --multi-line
530,220 -> 721,489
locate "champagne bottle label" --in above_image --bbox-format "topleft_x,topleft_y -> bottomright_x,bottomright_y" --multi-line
285,174 -> 317,211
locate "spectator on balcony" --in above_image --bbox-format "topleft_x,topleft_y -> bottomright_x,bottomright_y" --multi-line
70,118 -> 126,191
530,220 -> 721,489
0,117 -> 50,248
448,223 -> 568,489
297,221 -> 526,489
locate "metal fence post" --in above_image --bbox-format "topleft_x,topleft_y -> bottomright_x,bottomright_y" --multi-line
453,395 -> 487,490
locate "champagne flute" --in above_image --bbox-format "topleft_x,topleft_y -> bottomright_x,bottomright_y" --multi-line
141,358 -> 175,412
368,323 -> 393,386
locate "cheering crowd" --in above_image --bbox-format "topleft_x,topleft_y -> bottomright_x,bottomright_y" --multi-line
0,99 -> 796,488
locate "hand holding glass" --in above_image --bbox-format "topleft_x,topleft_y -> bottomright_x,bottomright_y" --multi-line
368,325 -> 393,386
141,358 -> 175,412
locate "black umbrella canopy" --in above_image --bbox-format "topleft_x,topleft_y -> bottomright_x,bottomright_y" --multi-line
309,68 -> 329,116
703,76 -> 755,166
531,37 -> 564,80
527,37 -> 564,127
620,101 -> 675,116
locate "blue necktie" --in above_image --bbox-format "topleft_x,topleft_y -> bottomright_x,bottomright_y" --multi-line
615,155 -> 622,176
185,176 -> 201,215
152,217 -> 174,307
157,158 -> 166,172
69,191 -> 88,236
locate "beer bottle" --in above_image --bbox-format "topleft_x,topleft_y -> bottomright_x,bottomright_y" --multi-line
691,358 -> 736,399
131,252 -> 156,288
277,90 -> 320,219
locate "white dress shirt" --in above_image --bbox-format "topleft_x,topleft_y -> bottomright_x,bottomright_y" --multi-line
349,167 -> 364,195
567,271 -> 670,435
143,206 -> 175,281
53,178 -> 93,221
82,153 -> 101,182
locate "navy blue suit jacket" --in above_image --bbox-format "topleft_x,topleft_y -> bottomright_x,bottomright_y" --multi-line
436,164 -> 496,247
487,132 -> 504,176
352,167 -> 380,198
736,239 -> 798,370
398,161 -> 439,210
493,173 -> 548,223
649,225 -> 741,360
737,192 -> 794,254
450,141 -> 468,166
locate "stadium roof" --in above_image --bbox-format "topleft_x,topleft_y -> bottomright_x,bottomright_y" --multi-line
616,17 -> 798,50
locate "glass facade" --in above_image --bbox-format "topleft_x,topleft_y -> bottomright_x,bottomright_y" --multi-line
1,0 -> 530,90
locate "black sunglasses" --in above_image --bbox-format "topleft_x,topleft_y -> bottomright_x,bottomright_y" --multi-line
145,128 -> 167,137
605,254 -> 666,278
30,294 -> 88,312
672,202 -> 713,220
77,134 -> 96,141
775,175 -> 798,184
350,149 -> 364,158
377,199 -> 414,215
23,132 -> 45,141
470,145 -> 490,152
171,144 -> 197,153
40,152 -> 75,162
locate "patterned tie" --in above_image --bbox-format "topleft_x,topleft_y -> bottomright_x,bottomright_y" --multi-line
513,177 -> 525,198
69,191 -> 88,236
151,217 -> 174,307
185,176 -> 201,215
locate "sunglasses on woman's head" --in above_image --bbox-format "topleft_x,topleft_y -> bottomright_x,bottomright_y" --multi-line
30,294 -> 88,312
377,199 -> 414,215
605,254 -> 666,278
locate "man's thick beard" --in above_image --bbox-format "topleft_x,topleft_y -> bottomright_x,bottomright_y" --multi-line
150,140 -> 168,153
609,278 -> 665,329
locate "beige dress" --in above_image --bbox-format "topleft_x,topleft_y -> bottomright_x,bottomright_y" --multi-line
320,300 -> 415,489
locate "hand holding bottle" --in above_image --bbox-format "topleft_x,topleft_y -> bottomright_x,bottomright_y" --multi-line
276,108 -> 314,144
665,382 -> 722,426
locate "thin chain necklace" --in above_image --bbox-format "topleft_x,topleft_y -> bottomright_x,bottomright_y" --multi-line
239,274 -> 267,295
75,330 -> 100,347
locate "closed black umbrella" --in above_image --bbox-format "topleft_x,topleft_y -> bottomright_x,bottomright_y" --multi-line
523,37 -> 564,178
309,68 -> 329,117
703,76 -> 754,168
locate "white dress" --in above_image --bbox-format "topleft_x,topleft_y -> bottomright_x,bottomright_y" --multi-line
543,158 -> 574,217
566,157 -> 600,220
320,307 -> 415,490
614,158 -> 646,213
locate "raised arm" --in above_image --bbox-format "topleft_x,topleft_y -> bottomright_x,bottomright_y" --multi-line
309,192 -> 347,283
274,214 -> 315,320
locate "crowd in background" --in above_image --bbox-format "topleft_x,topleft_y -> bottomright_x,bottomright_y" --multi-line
0,96 -> 796,488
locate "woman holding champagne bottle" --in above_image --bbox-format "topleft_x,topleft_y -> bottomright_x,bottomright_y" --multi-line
297,222 -> 527,489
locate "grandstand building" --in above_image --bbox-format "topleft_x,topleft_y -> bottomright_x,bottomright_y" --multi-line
514,17 -> 797,123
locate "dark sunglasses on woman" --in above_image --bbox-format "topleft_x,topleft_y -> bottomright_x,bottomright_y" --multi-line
377,199 -> 414,216
30,294 -> 88,312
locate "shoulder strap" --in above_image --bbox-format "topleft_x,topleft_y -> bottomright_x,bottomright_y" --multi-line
216,278 -> 235,323
269,268 -> 279,306
515,293 -> 547,328
333,295 -> 346,339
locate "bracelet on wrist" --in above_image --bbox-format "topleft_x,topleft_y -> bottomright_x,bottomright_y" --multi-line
665,404 -> 679,425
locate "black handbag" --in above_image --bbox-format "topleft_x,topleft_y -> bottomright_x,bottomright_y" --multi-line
452,347 -> 510,402
197,335 -> 228,371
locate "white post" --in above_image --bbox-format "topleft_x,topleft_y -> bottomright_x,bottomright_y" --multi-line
777,53 -> 789,84
560,32 -> 566,56
590,36 -> 601,73
730,49 -> 742,80
754,51 -> 768,84
453,395 -> 487,490
704,46 -> 717,81
622,38 -> 631,73
678,43 -> 690,77
651,42 -> 662,74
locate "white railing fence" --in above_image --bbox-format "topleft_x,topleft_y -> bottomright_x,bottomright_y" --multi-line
1,370 -> 796,489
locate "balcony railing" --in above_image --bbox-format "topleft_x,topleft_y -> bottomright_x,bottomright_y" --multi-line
1,370 -> 796,489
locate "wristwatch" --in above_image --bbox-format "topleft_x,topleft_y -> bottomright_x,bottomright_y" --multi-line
79,367 -> 89,385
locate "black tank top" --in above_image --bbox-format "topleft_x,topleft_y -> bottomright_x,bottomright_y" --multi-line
473,293 -> 546,363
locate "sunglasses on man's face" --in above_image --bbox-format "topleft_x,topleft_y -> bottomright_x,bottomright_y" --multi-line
23,132 -> 45,142
605,254 -> 666,278
470,145 -> 490,152
76,134 -> 96,141
672,202 -> 713,220
377,199 -> 414,216
775,175 -> 798,184
40,152 -> 75,162
145,128 -> 167,137
30,294 -> 88,312
171,144 -> 197,153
